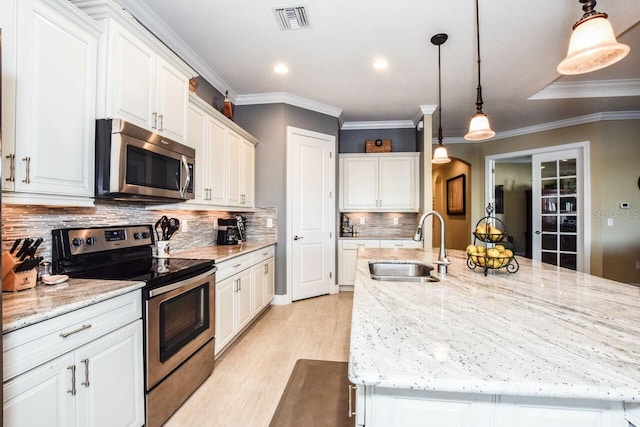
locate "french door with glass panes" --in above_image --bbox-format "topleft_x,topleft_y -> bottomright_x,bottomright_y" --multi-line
532,149 -> 584,271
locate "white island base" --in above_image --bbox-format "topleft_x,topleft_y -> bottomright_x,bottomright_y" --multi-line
355,386 -> 628,427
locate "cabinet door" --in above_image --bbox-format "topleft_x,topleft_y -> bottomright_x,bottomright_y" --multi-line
215,275 -> 236,355
14,0 -> 97,197
187,104 -> 208,202
207,118 -> 227,205
251,262 -> 265,317
240,139 -> 255,207
3,352 -> 75,427
378,156 -> 418,210
264,258 -> 275,305
75,321 -> 144,427
379,240 -> 423,249
226,130 -> 242,206
340,249 -> 358,285
236,269 -> 253,332
108,23 -> 155,130
341,157 -> 378,211
155,57 -> 189,143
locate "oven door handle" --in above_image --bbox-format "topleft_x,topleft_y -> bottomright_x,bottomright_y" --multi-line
149,266 -> 217,297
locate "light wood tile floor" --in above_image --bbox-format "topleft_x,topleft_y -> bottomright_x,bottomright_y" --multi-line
165,292 -> 354,427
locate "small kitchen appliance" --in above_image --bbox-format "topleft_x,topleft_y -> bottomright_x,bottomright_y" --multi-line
52,224 -> 216,427
217,218 -> 240,245
236,215 -> 247,242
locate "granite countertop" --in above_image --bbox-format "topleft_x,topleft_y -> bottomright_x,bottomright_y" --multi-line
171,240 -> 277,262
348,248 -> 640,402
2,279 -> 145,333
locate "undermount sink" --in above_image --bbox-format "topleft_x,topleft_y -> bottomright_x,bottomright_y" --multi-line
369,261 -> 438,283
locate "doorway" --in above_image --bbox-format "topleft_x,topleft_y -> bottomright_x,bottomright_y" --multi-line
486,142 -> 591,273
432,158 -> 472,250
286,126 -> 336,302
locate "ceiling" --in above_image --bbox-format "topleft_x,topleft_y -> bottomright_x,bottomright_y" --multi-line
118,0 -> 640,139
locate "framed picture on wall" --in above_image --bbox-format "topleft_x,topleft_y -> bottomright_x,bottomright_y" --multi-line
446,174 -> 465,215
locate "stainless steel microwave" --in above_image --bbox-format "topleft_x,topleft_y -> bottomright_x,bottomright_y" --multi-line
95,119 -> 195,202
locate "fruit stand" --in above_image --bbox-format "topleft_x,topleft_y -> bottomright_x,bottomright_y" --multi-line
467,204 -> 519,276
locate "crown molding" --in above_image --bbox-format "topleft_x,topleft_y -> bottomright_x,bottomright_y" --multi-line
529,79 -> 640,100
235,93 -> 343,118
413,105 -> 437,125
115,0 -> 236,101
341,120 -> 415,130
491,111 -> 640,141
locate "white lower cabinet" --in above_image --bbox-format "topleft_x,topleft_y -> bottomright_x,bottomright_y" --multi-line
3,291 -> 144,427
356,386 -> 627,427
215,245 -> 276,356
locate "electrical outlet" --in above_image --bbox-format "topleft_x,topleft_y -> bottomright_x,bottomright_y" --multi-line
393,218 -> 399,225
360,217 -> 365,225
266,218 -> 273,228
182,220 -> 188,232
607,218 -> 614,227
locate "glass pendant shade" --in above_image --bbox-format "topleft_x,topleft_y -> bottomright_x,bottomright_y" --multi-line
432,144 -> 451,164
557,15 -> 630,75
464,112 -> 495,141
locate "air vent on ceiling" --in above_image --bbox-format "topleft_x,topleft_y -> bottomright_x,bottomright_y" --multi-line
273,6 -> 310,30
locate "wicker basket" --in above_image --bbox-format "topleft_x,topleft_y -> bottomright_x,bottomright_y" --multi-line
365,139 -> 391,153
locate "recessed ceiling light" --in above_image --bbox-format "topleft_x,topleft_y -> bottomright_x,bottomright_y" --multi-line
373,59 -> 388,70
274,64 -> 289,74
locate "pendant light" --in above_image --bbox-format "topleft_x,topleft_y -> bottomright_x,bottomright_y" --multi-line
557,0 -> 630,75
431,33 -> 451,164
464,0 -> 495,141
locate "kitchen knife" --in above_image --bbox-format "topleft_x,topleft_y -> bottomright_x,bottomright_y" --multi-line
9,239 -> 22,254
15,238 -> 33,260
19,238 -> 37,261
14,256 -> 42,273
28,238 -> 44,257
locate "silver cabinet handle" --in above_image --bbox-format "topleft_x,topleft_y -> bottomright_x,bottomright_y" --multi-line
238,278 -> 242,291
152,112 -> 157,129
264,264 -> 269,274
158,114 -> 164,131
22,157 -> 31,184
348,384 -> 357,417
5,154 -> 15,182
234,278 -> 239,292
293,235 -> 304,240
81,359 -> 90,388
60,323 -> 92,338
233,263 -> 242,268
67,365 -> 76,395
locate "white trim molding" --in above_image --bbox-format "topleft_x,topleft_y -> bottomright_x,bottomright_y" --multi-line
235,92 -> 342,118
341,120 -> 415,130
529,79 -> 640,100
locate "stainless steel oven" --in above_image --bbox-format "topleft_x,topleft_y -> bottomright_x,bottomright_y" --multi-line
95,119 -> 195,202
144,266 -> 216,426
52,225 -> 216,427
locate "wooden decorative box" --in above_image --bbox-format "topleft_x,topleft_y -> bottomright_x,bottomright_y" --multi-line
365,139 -> 392,153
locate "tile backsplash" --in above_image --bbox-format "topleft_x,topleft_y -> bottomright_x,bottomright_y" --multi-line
1,201 -> 277,263
340,212 -> 419,238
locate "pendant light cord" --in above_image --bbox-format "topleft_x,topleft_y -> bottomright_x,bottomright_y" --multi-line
474,0 -> 484,114
437,42 -> 443,144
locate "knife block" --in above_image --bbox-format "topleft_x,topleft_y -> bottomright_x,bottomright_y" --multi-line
3,269 -> 37,292
2,252 -> 19,280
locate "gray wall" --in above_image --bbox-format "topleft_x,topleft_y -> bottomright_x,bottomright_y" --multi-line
235,103 -> 340,296
340,128 -> 417,153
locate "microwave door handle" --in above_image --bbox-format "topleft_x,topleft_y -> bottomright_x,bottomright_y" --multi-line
180,155 -> 191,198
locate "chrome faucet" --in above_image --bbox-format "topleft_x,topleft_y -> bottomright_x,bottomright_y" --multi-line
414,210 -> 451,275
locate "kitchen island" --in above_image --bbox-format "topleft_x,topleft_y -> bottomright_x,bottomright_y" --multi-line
348,248 -> 640,426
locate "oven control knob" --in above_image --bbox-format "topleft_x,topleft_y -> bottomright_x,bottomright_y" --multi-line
86,237 -> 97,245
141,232 -> 150,239
72,237 -> 84,247
134,232 -> 142,239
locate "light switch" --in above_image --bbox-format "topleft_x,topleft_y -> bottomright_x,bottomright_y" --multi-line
393,218 -> 399,225
607,218 -> 614,227
267,218 -> 273,228
360,217 -> 365,225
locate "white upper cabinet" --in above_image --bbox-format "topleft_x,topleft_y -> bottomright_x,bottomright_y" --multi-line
1,0 -> 100,206
339,153 -> 419,212
74,0 -> 194,143
184,94 -> 257,210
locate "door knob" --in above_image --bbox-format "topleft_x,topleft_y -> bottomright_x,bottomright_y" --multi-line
535,230 -> 541,234
293,235 -> 304,240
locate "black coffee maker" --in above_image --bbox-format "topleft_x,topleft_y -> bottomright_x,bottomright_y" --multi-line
217,218 -> 239,245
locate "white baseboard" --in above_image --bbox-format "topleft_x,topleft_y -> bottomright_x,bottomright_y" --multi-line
271,294 -> 291,305
339,285 -> 354,292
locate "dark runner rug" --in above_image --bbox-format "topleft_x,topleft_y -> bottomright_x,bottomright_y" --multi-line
269,359 -> 352,427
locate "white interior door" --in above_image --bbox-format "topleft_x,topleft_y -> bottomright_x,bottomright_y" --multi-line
532,148 -> 584,271
288,127 -> 335,301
